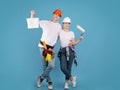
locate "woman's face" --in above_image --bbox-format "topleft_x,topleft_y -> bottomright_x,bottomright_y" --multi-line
63,22 -> 71,29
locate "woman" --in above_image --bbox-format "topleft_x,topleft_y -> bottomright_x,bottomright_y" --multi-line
58,17 -> 83,89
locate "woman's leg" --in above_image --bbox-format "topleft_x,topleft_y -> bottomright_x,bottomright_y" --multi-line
67,50 -> 74,79
68,50 -> 76,87
60,52 -> 74,89
60,53 -> 71,80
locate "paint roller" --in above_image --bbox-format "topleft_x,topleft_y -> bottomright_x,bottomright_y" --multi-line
76,25 -> 85,36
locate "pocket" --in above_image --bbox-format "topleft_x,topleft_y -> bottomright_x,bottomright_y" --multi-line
52,52 -> 55,59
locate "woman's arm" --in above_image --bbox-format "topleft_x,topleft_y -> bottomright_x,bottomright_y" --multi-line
69,36 -> 84,46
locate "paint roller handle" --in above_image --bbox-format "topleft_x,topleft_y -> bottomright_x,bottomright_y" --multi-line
81,33 -> 84,36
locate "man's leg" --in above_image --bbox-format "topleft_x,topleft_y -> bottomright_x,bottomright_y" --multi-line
41,54 -> 55,90
38,47 -> 55,89
37,47 -> 47,87
41,57 -> 55,82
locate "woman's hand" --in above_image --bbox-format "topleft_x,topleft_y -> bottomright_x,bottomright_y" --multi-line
68,39 -> 75,46
68,36 -> 84,46
79,36 -> 84,40
68,41 -> 73,46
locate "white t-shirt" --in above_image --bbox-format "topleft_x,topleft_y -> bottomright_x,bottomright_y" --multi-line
59,30 -> 75,48
38,20 -> 61,47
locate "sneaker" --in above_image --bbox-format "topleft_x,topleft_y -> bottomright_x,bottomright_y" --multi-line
64,82 -> 69,90
37,76 -> 43,88
48,82 -> 53,90
71,76 -> 76,87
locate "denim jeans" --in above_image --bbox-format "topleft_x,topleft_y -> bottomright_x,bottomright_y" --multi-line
39,47 -> 55,82
58,47 -> 74,80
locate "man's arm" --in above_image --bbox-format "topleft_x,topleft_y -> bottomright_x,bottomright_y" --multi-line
30,10 -> 35,18
26,10 -> 40,29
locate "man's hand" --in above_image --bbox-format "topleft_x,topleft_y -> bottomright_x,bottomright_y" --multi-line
30,10 -> 36,18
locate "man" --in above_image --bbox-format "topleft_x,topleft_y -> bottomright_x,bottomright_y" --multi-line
29,9 -> 62,90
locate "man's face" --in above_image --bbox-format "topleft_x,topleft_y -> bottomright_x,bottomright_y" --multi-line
53,14 -> 60,21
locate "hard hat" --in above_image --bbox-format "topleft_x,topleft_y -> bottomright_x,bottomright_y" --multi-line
53,9 -> 62,17
62,17 -> 71,23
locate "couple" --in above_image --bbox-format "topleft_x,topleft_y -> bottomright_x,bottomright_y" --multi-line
29,9 -> 83,90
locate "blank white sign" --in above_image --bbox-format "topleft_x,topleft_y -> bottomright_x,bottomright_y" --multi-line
26,18 -> 39,29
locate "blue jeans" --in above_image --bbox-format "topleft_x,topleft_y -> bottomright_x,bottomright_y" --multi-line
58,47 -> 74,80
39,47 -> 55,82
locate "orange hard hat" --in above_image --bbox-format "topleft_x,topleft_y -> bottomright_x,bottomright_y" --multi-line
53,9 -> 62,17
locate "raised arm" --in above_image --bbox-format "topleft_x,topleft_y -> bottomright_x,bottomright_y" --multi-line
30,10 -> 36,18
69,36 -> 84,46
26,10 -> 40,29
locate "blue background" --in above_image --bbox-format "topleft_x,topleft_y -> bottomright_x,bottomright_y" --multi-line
0,0 -> 120,90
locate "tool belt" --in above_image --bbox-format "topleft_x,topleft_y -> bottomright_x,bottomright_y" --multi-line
40,41 -> 54,49
40,41 -> 54,57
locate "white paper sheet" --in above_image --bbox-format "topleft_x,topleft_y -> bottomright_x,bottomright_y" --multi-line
26,18 -> 39,29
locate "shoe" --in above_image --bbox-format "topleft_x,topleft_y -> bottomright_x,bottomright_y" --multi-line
48,81 -> 53,90
37,76 -> 43,88
64,82 -> 69,90
71,76 -> 76,87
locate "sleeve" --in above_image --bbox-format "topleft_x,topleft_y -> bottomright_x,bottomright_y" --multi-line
58,24 -> 62,34
59,24 -> 62,30
72,32 -> 75,38
39,20 -> 48,29
58,29 -> 62,38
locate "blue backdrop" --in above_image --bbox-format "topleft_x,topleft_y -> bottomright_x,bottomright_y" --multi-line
0,0 -> 120,90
